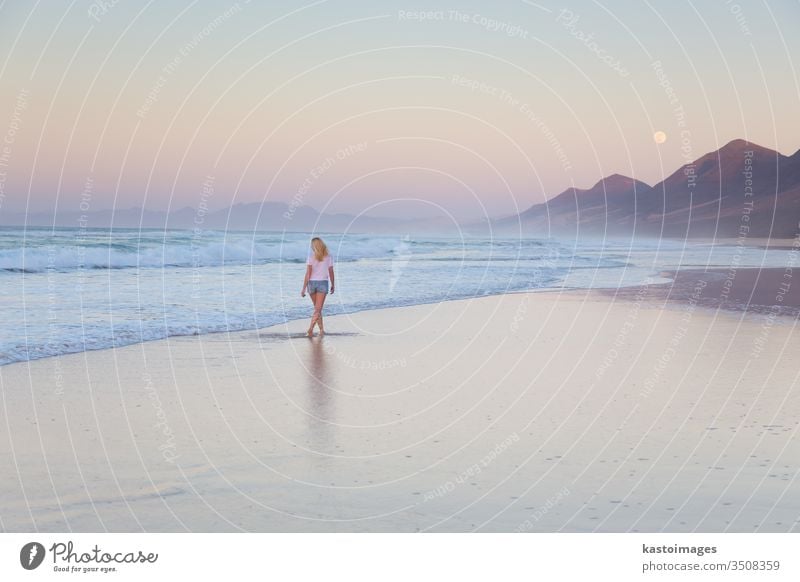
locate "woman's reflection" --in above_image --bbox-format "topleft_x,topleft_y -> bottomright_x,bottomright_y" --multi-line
305,336 -> 335,451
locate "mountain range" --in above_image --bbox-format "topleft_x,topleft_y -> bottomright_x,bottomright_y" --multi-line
497,139 -> 800,239
0,201 -> 455,234
3,139 -> 799,239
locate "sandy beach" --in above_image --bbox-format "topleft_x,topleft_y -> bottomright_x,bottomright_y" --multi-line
603,266 -> 800,317
1,279 -> 798,533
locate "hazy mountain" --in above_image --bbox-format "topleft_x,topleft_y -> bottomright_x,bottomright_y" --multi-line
495,174 -> 652,237
641,139 -> 800,237
6,139 -> 799,239
500,139 -> 800,239
0,200 -> 460,234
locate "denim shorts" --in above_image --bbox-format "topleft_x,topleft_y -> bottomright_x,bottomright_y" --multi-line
308,280 -> 329,294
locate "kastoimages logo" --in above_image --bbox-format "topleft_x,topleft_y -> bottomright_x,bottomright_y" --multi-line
20,542 -> 46,570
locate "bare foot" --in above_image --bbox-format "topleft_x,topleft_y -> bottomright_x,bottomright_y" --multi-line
306,328 -> 314,338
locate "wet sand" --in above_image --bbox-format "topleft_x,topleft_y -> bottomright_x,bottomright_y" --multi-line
1,288 -> 798,532
602,267 -> 800,317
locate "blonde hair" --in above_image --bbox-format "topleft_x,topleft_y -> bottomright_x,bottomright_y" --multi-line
310,237 -> 329,262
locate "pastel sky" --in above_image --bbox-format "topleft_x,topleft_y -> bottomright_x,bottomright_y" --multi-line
0,0 -> 798,221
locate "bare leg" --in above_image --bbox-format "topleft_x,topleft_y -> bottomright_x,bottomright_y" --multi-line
307,292 -> 318,337
309,289 -> 324,332
314,291 -> 328,336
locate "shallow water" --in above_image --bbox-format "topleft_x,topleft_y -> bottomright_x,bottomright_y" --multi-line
0,227 -> 791,366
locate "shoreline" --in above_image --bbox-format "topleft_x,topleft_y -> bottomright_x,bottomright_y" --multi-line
3,265 -> 798,371
598,267 -> 800,319
1,282 -> 798,532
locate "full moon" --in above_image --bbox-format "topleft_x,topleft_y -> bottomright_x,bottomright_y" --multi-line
653,131 -> 667,144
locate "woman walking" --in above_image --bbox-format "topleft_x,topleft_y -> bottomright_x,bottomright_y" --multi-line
301,237 -> 335,337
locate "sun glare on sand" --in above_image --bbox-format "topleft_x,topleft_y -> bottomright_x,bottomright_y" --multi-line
653,131 -> 667,144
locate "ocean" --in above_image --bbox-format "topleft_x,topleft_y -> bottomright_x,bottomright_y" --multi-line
0,227 -> 791,366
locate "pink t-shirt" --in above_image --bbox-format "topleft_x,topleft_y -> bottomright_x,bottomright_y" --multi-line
307,253 -> 334,280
